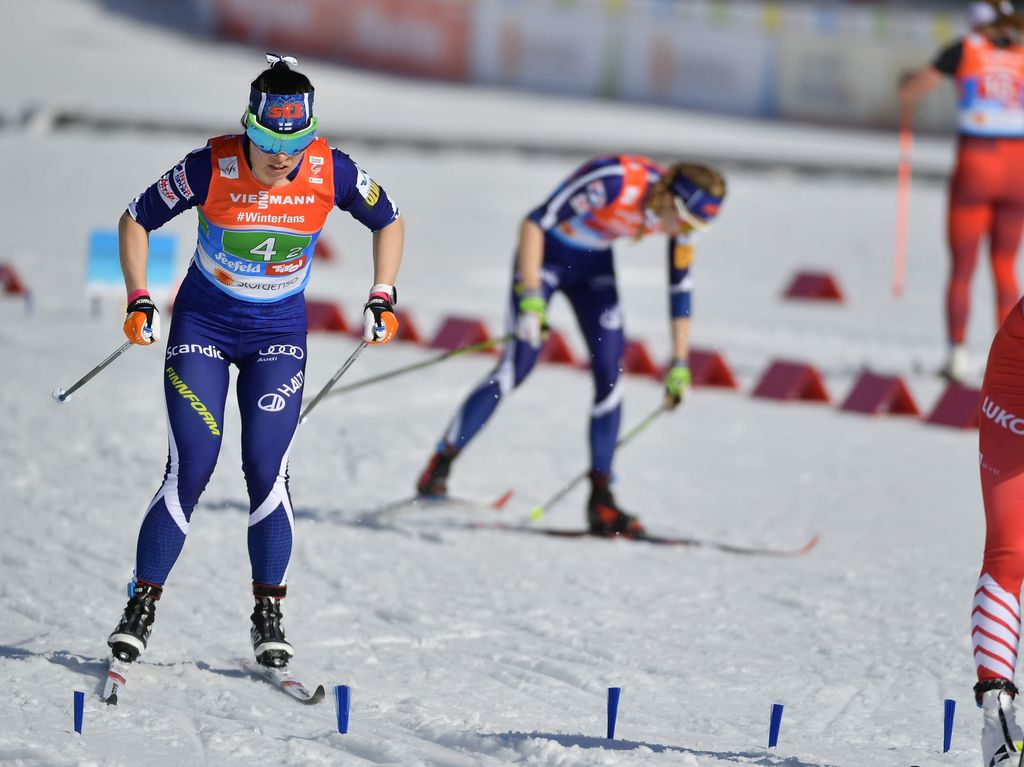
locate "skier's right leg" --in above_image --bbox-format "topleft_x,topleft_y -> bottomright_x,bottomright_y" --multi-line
945,143 -> 996,380
945,199 -> 988,375
108,311 -> 231,661
417,285 -> 546,496
975,297 -> 1024,764
565,264 -> 642,536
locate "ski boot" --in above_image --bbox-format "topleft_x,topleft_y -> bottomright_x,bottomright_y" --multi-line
107,581 -> 163,662
251,585 -> 294,669
941,343 -> 970,384
977,678 -> 1024,766
416,447 -> 458,497
587,471 -> 645,537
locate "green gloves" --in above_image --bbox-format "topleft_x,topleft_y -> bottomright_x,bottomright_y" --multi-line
515,288 -> 548,348
664,360 -> 692,408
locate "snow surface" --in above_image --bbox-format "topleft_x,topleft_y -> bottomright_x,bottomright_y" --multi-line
2,1 -> 1005,765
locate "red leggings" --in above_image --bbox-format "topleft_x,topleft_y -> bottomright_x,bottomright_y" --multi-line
947,137 -> 1024,345
975,298 -> 1024,681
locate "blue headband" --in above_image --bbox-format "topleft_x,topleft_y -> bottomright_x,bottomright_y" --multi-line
670,173 -> 723,230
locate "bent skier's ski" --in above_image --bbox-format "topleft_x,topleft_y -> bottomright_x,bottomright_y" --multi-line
357,489 -> 513,523
478,523 -> 819,557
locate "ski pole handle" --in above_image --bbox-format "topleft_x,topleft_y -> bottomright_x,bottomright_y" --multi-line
327,334 -> 513,400
52,340 -> 134,404
299,341 -> 369,424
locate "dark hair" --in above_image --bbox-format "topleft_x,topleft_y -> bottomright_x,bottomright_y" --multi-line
251,61 -> 313,95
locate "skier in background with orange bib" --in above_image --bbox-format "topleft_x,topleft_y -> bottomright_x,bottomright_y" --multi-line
900,0 -> 1024,383
104,54 -> 404,680
415,155 -> 725,536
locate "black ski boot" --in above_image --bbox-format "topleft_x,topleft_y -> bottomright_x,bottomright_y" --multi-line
587,471 -> 645,537
107,581 -> 163,662
251,585 -> 293,669
416,447 -> 458,497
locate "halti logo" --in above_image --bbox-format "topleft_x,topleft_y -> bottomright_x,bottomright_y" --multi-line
982,396 -> 1024,435
258,371 -> 304,412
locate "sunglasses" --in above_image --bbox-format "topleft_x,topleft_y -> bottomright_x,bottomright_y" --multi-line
244,112 -> 319,156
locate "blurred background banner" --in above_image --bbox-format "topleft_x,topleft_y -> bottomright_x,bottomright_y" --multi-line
198,0 -> 965,130
203,0 -> 471,80
616,1 -> 776,117
471,0 -> 613,96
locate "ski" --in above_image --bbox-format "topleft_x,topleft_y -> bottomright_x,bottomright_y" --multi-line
478,523 -> 820,557
101,657 -> 131,705
357,489 -> 513,523
237,658 -> 326,705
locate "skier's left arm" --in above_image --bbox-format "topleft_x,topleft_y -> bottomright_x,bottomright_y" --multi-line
664,236 -> 694,408
898,40 -> 959,113
333,149 -> 403,344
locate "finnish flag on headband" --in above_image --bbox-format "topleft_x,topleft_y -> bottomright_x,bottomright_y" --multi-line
248,90 -> 314,134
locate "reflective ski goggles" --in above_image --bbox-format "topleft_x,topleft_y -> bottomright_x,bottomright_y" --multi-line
244,112 -> 319,156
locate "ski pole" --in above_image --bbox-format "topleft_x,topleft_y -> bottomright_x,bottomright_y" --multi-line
892,108 -> 913,298
326,334 -> 513,400
530,402 -> 669,520
299,341 -> 369,424
52,340 -> 134,404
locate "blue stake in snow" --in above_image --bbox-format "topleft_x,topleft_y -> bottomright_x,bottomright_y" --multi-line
335,685 -> 350,734
73,690 -> 84,734
607,687 -> 621,739
768,703 -> 784,748
943,698 -> 956,753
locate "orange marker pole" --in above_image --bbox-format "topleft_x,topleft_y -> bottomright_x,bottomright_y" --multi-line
892,110 -> 913,298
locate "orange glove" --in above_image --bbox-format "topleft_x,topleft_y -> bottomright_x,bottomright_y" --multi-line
123,292 -> 161,345
362,284 -> 398,344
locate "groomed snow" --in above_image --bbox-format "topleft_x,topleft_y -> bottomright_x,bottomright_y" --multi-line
2,2 -> 1000,765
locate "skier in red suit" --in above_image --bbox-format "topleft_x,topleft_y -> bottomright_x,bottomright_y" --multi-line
900,0 -> 1024,384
